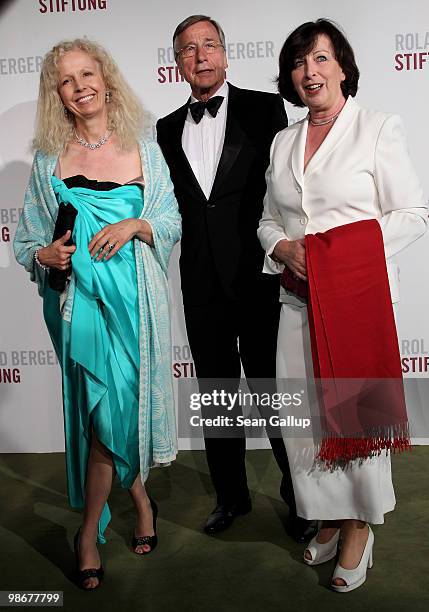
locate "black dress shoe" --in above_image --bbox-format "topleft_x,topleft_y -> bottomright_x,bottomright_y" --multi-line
286,511 -> 318,544
204,498 -> 252,535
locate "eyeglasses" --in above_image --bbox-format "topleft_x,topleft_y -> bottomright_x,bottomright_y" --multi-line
177,41 -> 225,59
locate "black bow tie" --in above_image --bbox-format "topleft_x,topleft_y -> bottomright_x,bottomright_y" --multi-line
189,96 -> 224,124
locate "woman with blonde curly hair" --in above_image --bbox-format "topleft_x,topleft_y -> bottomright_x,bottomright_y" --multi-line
14,38 -> 181,590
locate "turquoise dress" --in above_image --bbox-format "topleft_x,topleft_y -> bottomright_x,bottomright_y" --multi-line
51,175 -> 144,542
14,143 -> 181,544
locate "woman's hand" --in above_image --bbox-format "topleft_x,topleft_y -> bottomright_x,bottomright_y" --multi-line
88,218 -> 153,261
272,238 -> 307,280
37,230 -> 76,270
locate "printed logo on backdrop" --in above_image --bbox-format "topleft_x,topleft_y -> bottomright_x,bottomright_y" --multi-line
0,348 -> 58,384
401,338 -> 429,373
0,56 -> 42,76
395,32 -> 429,71
0,207 -> 22,269
157,40 -> 275,84
38,0 -> 107,12
172,345 -> 195,378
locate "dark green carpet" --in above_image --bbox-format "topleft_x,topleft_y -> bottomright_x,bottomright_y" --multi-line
0,448 -> 428,611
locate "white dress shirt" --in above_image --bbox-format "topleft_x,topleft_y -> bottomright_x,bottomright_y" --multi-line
182,81 -> 229,199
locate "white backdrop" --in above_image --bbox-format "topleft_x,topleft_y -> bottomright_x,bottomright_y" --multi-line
0,0 -> 428,452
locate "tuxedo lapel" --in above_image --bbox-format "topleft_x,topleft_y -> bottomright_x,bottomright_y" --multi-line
210,84 -> 245,200
168,102 -> 207,201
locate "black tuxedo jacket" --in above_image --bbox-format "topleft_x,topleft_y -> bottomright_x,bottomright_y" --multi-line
157,83 -> 288,306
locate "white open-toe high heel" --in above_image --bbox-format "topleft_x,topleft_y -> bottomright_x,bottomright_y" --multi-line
331,525 -> 374,593
303,528 -> 340,566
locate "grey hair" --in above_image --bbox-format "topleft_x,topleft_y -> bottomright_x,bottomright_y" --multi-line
173,14 -> 226,56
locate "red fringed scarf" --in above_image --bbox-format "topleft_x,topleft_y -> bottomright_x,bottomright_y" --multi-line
282,219 -> 410,465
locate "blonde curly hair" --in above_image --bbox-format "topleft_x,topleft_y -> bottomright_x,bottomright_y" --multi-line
33,38 -> 144,154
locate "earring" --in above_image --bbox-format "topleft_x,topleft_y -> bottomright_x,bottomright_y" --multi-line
105,91 -> 111,103
63,105 -> 69,116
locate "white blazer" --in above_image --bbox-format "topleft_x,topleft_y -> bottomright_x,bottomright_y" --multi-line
258,96 -> 427,305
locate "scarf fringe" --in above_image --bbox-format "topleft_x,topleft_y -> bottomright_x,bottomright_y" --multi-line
316,422 -> 411,467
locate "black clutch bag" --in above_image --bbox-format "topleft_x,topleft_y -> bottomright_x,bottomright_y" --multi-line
48,203 -> 78,292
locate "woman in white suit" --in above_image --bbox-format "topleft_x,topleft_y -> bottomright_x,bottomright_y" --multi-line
258,19 -> 426,592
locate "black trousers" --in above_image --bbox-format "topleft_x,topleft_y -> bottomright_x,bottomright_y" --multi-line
183,278 -> 295,509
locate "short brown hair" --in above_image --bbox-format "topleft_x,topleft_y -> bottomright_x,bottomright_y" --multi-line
277,19 -> 359,107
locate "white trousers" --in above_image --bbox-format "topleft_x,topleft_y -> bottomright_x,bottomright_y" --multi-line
277,303 -> 396,524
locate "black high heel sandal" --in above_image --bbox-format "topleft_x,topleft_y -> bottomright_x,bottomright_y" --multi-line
73,528 -> 104,590
132,498 -> 158,555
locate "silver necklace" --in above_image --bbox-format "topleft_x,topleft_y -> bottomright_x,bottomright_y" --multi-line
308,112 -> 340,127
75,130 -> 110,149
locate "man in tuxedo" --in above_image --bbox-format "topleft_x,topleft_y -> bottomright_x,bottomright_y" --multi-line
157,14 -> 316,541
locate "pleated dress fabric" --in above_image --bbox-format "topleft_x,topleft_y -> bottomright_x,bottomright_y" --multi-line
52,174 -> 143,541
